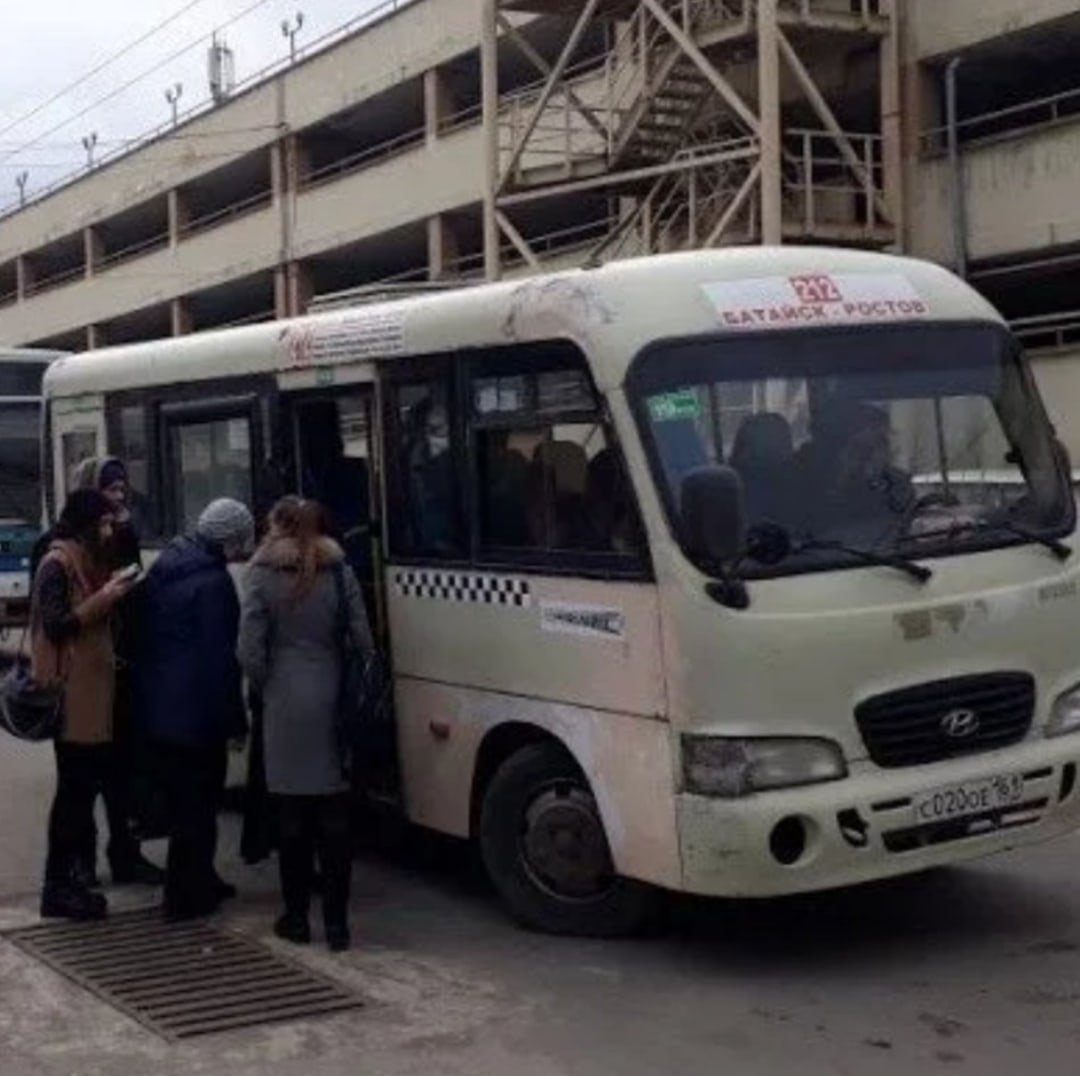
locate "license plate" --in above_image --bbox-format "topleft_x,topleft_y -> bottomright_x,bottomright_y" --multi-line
912,774 -> 1025,825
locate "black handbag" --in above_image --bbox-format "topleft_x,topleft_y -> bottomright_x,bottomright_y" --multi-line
0,636 -> 64,742
331,562 -> 389,780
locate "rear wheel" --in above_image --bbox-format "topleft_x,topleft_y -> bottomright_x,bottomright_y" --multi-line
479,741 -> 655,936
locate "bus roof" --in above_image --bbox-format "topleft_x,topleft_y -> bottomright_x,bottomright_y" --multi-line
0,348 -> 66,366
44,248 -> 1003,400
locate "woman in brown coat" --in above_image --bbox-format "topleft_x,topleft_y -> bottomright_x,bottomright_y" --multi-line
33,490 -> 136,920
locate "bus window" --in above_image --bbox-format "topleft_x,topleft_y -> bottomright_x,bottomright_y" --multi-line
61,430 -> 98,497
113,403 -> 154,536
169,415 -> 253,532
470,349 -> 646,562
389,376 -> 463,558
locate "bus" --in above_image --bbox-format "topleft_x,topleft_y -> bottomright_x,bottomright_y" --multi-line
41,249 -> 1080,935
0,348 -> 62,638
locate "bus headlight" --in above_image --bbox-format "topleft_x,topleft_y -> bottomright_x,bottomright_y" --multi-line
1047,685 -> 1080,737
681,736 -> 847,798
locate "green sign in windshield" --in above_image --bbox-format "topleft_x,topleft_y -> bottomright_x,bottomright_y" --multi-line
648,389 -> 701,423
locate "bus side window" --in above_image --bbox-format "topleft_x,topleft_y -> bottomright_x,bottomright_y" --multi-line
168,414 -> 254,533
61,431 -> 98,498
470,345 -> 647,563
388,376 -> 464,559
113,403 -> 155,537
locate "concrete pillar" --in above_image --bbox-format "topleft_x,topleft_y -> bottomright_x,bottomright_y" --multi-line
481,0 -> 501,281
427,214 -> 461,280
15,255 -> 34,301
168,189 -> 190,249
86,324 -> 106,350
424,67 -> 455,147
84,226 -> 105,279
171,297 -> 193,336
880,14 -> 904,248
757,0 -> 783,245
283,134 -> 310,192
285,261 -> 312,317
274,265 -> 290,319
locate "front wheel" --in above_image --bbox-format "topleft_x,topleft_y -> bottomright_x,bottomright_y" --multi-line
479,742 -> 655,936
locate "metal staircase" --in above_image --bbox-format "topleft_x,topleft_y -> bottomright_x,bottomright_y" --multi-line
482,0 -> 900,277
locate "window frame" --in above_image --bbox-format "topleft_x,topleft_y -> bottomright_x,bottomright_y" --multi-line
105,374 -> 279,545
161,395 -> 263,538
382,342 -> 652,582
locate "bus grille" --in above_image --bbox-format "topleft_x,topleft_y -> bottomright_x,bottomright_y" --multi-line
855,672 -> 1035,768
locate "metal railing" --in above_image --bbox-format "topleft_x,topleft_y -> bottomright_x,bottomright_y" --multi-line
179,188 -> 273,238
99,232 -> 170,272
783,128 -> 886,233
1012,309 -> 1080,353
302,126 -> 428,190
921,84 -> 1080,157
0,0 -> 424,219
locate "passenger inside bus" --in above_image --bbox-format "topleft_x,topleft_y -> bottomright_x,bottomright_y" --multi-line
730,412 -> 797,528
795,399 -> 913,540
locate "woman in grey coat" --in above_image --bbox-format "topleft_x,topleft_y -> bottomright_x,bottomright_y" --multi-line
238,496 -> 372,951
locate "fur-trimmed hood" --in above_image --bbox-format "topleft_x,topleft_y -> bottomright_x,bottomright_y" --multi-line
250,535 -> 345,571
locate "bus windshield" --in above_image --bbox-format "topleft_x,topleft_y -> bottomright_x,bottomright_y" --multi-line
0,400 -> 41,527
630,322 -> 1073,577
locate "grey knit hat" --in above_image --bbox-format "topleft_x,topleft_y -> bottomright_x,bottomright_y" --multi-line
195,498 -> 255,557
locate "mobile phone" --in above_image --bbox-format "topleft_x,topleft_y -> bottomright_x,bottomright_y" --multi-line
116,564 -> 142,583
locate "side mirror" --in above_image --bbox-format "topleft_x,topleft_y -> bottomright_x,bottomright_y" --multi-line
680,465 -> 747,567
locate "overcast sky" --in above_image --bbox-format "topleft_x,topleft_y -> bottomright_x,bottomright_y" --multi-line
0,0 -> 393,209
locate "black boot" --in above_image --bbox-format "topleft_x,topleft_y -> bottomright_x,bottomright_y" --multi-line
274,912 -> 311,945
72,857 -> 101,890
41,884 -> 107,921
324,922 -> 351,953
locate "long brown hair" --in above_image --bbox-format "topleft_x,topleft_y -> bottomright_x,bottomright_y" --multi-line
264,496 -> 328,600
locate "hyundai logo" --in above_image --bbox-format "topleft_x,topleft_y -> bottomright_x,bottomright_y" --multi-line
940,708 -> 981,739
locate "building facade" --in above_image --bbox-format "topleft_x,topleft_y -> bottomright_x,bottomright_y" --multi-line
0,0 -> 1077,437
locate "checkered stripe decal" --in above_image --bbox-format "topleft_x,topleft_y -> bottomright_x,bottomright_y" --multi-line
393,569 -> 532,607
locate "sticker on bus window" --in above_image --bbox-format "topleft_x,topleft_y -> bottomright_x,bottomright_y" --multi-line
648,389 -> 701,423
702,272 -> 929,330
540,601 -> 626,640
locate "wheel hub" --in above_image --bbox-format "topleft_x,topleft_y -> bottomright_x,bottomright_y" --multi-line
521,784 -> 614,900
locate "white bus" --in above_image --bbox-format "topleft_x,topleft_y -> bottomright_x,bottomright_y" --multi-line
0,348 -> 62,635
42,250 -> 1080,934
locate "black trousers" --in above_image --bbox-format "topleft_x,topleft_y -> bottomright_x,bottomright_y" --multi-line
78,675 -> 140,871
277,795 -> 351,929
157,742 -> 228,915
45,742 -> 118,888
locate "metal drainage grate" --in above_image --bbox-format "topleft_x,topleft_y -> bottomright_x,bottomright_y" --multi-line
5,908 -> 363,1040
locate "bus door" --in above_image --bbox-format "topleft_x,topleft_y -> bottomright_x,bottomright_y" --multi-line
284,380 -> 399,798
286,387 -> 385,639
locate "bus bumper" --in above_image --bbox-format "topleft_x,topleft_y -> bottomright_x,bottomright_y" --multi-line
675,737 -> 1080,897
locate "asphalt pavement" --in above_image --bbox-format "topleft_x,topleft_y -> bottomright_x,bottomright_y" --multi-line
3,734 -> 1080,1076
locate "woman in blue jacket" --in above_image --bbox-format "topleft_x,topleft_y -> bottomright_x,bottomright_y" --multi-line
135,498 -> 254,921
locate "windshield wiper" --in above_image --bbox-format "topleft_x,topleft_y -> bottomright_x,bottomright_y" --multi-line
916,516 -> 1072,562
795,536 -> 933,583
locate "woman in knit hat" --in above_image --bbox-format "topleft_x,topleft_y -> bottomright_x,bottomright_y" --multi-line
135,498 -> 255,921
33,490 -> 138,920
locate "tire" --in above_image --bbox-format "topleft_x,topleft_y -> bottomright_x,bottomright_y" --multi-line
479,741 -> 655,937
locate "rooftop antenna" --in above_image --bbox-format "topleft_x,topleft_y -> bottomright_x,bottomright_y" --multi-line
81,132 -> 98,169
15,171 -> 28,207
281,12 -> 304,63
165,82 -> 184,126
208,33 -> 236,105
